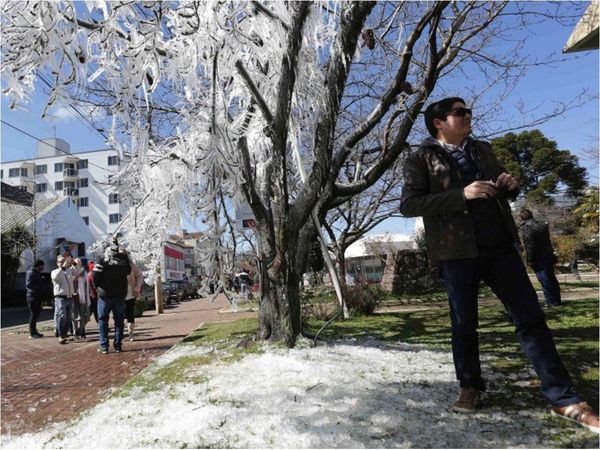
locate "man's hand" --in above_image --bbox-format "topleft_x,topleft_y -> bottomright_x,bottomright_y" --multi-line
495,172 -> 519,192
464,181 -> 497,200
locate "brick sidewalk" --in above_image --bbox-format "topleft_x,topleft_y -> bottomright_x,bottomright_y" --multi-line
1,295 -> 256,437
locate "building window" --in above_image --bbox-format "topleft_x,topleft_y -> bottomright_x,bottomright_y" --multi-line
108,156 -> 119,166
55,181 -> 64,191
77,159 -> 88,169
77,197 -> 89,208
109,213 -> 121,224
18,186 -> 28,192
54,162 -> 64,173
21,168 -> 27,177
9,168 -> 19,177
0,170 -> 3,179
35,183 -> 47,193
108,193 -> 120,204
77,178 -> 89,188
82,216 -> 89,225
64,181 -> 75,189
34,164 -> 47,175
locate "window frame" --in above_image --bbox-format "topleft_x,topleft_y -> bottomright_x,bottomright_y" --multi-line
34,164 -> 47,175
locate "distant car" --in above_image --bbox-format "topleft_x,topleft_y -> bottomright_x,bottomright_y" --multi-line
162,280 -> 193,302
141,282 -> 156,309
162,281 -> 182,304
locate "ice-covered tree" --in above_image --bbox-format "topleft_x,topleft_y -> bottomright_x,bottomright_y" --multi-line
2,1 -> 589,345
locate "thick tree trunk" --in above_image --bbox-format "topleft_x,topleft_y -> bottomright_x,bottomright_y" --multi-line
258,244 -> 302,347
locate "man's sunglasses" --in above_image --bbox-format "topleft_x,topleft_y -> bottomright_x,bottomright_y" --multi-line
447,107 -> 472,117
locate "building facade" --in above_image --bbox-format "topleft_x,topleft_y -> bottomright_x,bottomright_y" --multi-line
1,182 -> 95,303
1,138 -> 128,241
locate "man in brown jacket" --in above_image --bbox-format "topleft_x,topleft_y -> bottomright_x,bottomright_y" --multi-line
400,96 -> 598,433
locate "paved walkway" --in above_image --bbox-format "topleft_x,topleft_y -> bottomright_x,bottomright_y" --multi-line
1,295 -> 256,437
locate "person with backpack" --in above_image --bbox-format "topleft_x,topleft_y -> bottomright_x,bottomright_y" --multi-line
92,237 -> 131,354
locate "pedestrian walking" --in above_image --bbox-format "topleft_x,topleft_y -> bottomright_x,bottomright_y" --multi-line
92,237 -> 131,354
519,208 -> 561,307
399,96 -> 598,433
25,259 -> 46,339
569,259 -> 582,281
122,249 -> 143,341
51,255 -> 77,344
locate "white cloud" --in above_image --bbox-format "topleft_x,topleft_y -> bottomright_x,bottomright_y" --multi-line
45,105 -> 76,122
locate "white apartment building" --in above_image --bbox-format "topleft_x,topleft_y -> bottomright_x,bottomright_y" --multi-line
1,138 -> 128,241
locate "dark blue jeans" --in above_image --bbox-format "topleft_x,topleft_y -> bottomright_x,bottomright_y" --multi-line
438,245 -> 580,407
533,261 -> 562,306
98,297 -> 125,350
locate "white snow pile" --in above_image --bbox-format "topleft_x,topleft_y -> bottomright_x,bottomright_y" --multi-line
2,338 -> 596,449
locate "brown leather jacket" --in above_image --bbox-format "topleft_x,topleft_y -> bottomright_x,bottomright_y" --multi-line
400,137 -> 520,262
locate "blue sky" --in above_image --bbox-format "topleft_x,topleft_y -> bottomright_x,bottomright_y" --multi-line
1,3 -> 598,237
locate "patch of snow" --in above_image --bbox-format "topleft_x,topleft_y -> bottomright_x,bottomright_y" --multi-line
2,340 -> 596,448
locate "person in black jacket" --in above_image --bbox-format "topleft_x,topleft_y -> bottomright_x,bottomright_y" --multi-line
519,208 -> 561,307
25,259 -> 46,339
400,97 -> 598,433
92,237 -> 131,354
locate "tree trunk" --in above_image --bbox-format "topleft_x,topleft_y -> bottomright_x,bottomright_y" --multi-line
337,251 -> 348,291
258,244 -> 302,347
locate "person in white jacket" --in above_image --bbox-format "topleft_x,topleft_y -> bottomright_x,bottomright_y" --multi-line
51,255 -> 80,344
72,258 -> 91,339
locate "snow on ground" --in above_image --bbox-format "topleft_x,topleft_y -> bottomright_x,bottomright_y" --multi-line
2,338 -> 596,449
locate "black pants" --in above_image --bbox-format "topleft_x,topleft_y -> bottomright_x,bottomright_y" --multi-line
90,298 -> 99,323
438,245 -> 579,407
27,297 -> 41,336
125,298 -> 135,324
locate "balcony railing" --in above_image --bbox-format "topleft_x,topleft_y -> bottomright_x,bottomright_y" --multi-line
63,168 -> 79,178
63,187 -> 79,197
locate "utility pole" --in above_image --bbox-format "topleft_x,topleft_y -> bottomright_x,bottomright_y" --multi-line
155,265 -> 163,314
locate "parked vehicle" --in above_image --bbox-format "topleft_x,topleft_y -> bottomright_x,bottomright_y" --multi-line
161,281 -> 182,304
141,282 -> 156,309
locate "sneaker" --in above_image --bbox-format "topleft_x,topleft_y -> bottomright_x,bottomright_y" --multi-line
29,334 -> 43,339
58,337 -> 67,344
35,332 -> 44,338
452,388 -> 480,413
97,347 -> 109,354
551,402 -> 599,434
114,347 -> 122,353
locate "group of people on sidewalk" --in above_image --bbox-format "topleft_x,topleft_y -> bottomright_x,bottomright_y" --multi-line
25,237 -> 143,354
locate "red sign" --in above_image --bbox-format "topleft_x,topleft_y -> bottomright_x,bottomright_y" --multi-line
242,219 -> 256,228
164,246 -> 184,259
